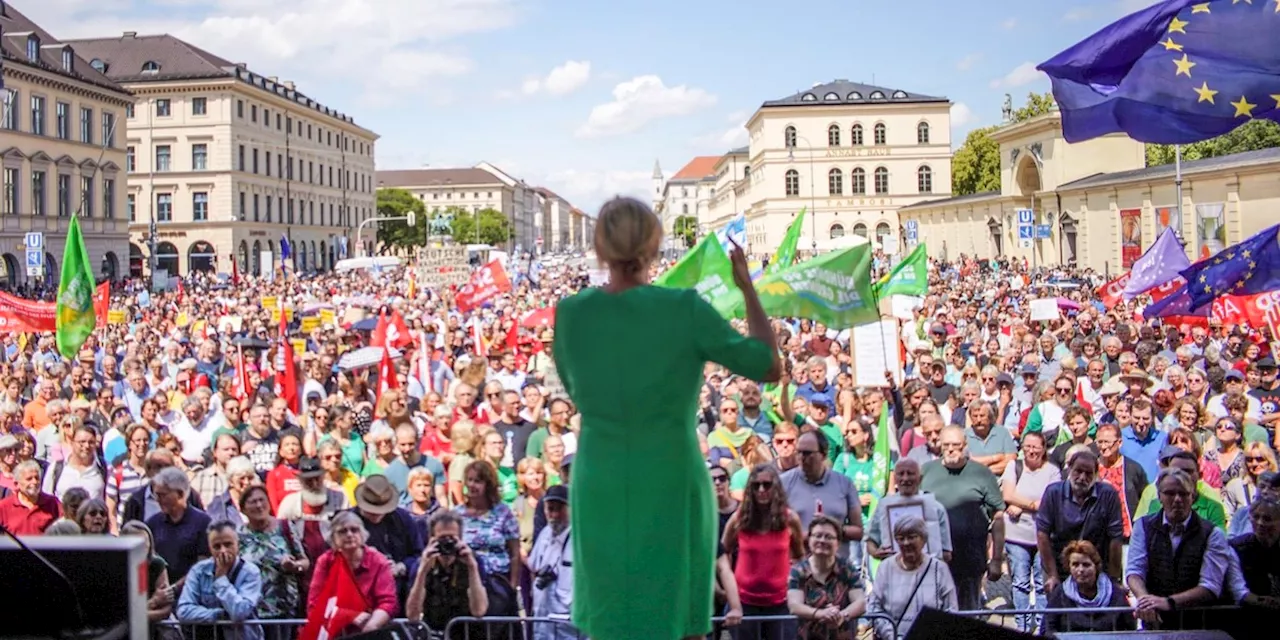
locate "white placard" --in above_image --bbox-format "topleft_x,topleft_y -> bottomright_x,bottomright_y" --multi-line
890,295 -> 923,320
1030,298 -> 1060,322
851,319 -> 902,387
588,269 -> 608,286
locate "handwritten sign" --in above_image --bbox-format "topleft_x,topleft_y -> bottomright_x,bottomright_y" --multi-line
300,316 -> 320,333
418,247 -> 471,287
261,296 -> 278,310
319,309 -> 336,327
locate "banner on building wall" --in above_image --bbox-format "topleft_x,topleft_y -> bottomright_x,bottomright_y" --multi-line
1195,203 -> 1226,260
1119,208 -> 1142,268
1155,206 -> 1180,238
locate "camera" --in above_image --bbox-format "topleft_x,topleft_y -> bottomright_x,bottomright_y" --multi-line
436,536 -> 458,556
534,568 -> 558,590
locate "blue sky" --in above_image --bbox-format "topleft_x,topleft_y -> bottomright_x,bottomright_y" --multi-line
32,0 -> 1158,212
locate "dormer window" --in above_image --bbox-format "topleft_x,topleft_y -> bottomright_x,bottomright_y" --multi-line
823,92 -> 840,101
892,90 -> 908,99
801,93 -> 817,102
90,59 -> 107,73
847,92 -> 862,100
141,60 -> 160,74
26,35 -> 39,62
870,91 -> 885,100
61,47 -> 73,72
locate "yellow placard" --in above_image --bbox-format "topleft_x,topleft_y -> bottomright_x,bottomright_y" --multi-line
107,310 -> 126,324
268,307 -> 295,324
319,309 -> 336,327
291,339 -> 307,354
261,296 -> 278,310
175,312 -> 190,327
300,316 -> 320,333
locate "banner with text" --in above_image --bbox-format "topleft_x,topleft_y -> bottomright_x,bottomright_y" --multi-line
456,259 -> 512,312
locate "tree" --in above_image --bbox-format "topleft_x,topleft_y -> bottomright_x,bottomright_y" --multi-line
951,92 -> 1056,196
375,188 -> 427,252
1145,119 -> 1280,167
672,215 -> 698,249
449,208 -> 513,246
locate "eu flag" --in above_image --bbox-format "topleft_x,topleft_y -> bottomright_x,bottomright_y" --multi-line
1039,0 -> 1280,143
1180,223 -> 1280,309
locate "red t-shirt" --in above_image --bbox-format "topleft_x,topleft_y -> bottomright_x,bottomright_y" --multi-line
0,492 -> 60,535
419,428 -> 452,458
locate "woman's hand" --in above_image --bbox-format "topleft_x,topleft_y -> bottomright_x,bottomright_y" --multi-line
722,606 -> 742,627
352,612 -> 372,628
728,240 -> 753,292
1005,504 -> 1022,519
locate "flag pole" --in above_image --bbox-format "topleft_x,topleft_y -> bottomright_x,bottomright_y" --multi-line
1175,144 -> 1185,239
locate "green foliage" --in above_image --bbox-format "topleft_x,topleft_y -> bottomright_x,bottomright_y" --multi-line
1145,119 -> 1280,167
951,92 -> 1056,196
449,208 -> 513,246
672,215 -> 698,249
375,188 -> 427,251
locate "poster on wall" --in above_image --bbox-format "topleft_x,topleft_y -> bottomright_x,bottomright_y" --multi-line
1119,208 -> 1142,268
1155,206 -> 1181,237
1195,203 -> 1226,259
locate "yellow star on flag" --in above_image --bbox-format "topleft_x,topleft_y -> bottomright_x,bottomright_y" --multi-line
1192,2 -> 1211,12
1173,54 -> 1196,77
1233,0 -> 1252,5
1275,0 -> 1280,12
1168,16 -> 1189,33
1272,95 -> 1280,109
759,281 -> 793,297
1231,96 -> 1257,118
1243,249 -> 1252,258
1194,82 -> 1217,103
1160,38 -> 1184,51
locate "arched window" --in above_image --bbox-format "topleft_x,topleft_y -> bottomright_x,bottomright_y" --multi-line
827,124 -> 841,147
851,124 -> 864,146
853,223 -> 868,237
876,222 -> 892,246
784,125 -> 797,148
851,168 -> 866,194
847,92 -> 863,101
917,121 -> 931,144
828,168 -> 843,196
141,61 -> 160,74
801,93 -> 817,102
682,203 -> 688,214
874,167 -> 889,194
823,92 -> 840,101
830,224 -> 846,239
892,90 -> 908,99
870,91 -> 885,100
743,164 -> 750,179
785,170 -> 800,196
874,123 -> 887,145
917,166 -> 933,193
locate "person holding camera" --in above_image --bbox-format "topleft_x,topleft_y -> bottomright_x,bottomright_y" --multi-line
406,510 -> 489,639
528,485 -> 577,640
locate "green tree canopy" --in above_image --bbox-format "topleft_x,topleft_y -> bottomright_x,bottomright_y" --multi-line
375,188 -> 427,252
951,92 -> 1056,196
450,208 -> 513,246
672,215 -> 698,249
1145,119 -> 1280,167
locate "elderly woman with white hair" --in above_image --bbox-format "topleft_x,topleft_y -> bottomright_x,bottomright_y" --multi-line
205,456 -> 258,529
866,515 -> 957,640
307,510 -> 398,632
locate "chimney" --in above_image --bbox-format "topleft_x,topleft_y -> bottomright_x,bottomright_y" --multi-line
268,76 -> 278,83
283,81 -> 295,90
235,62 -> 247,69
123,31 -> 137,38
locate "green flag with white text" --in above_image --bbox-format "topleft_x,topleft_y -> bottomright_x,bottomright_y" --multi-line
766,208 -> 805,275
56,216 -> 96,358
654,235 -> 737,313
714,243 -> 878,329
874,243 -> 928,299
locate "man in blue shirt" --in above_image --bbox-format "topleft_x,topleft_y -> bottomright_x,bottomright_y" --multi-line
176,520 -> 263,640
1120,399 -> 1166,483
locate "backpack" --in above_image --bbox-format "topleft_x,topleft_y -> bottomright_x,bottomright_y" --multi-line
49,456 -> 108,500
1014,459 -> 1024,484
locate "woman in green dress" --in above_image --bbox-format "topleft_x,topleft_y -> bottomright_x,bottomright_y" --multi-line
553,196 -> 781,640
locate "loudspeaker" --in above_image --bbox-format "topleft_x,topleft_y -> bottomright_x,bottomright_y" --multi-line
903,608 -> 1037,640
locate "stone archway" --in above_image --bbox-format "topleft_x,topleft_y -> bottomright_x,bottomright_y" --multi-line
1015,155 -> 1042,197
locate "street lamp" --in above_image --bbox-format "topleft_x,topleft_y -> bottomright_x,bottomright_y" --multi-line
787,133 -> 818,255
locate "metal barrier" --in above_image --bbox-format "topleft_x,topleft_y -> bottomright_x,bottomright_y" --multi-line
949,606 -> 1242,636
157,618 -> 429,640
442,613 -> 902,640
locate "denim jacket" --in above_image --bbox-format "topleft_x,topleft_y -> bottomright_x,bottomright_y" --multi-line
176,557 -> 264,640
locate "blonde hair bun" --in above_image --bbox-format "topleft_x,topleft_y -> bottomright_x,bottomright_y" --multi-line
594,197 -> 662,275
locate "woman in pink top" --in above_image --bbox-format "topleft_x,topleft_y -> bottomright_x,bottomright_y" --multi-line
722,464 -> 804,640
308,511 -> 398,631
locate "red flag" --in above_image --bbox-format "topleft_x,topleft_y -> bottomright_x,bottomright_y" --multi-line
1096,273 -> 1131,308
299,555 -> 369,640
455,260 -> 512,312
94,281 -> 110,327
231,255 -> 240,285
232,345 -> 250,402
505,319 -> 519,351
388,310 -> 412,349
176,279 -> 185,304
274,302 -> 299,413
370,311 -> 390,348
374,344 -> 400,415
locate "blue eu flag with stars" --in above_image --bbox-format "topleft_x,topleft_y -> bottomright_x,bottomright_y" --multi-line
1180,223 -> 1280,309
1039,0 -> 1280,144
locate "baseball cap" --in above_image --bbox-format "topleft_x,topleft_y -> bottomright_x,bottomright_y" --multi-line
1159,445 -> 1197,464
1224,369 -> 1244,381
1257,356 -> 1276,369
1020,363 -> 1039,376
544,485 -> 569,504
995,373 -> 1014,387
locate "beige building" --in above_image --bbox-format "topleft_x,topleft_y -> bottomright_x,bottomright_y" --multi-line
532,186 -> 574,253
897,109 -> 1275,274
653,155 -> 720,250
0,4 -> 132,286
705,80 -> 954,256
67,31 -> 378,278
377,165 -> 543,252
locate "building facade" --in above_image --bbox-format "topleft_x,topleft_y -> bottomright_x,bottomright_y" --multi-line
0,4 -> 133,286
68,31 -> 379,279
376,167 -> 519,249
532,187 -> 573,253
895,110 -> 1274,275
474,161 -> 538,252
653,155 -> 718,251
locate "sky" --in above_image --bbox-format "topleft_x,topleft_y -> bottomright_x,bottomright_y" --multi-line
27,0 -> 1161,214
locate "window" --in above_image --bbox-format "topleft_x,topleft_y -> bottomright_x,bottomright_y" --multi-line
784,125 -> 797,148
681,203 -> 688,214
785,169 -> 800,196
155,145 -> 171,172
917,122 -> 930,145
79,107 -> 93,144
828,168 -> 843,196
801,93 -> 817,102
80,176 -> 94,217
827,124 -> 841,147
192,144 -> 208,170
265,196 -> 273,222
851,168 -> 866,194
830,224 -> 846,239
238,192 -> 246,221
238,145 -> 245,172
126,104 -> 134,119
874,167 -> 889,194
57,175 -> 71,217
851,124 -> 864,146
126,146 -> 136,172
870,90 -> 885,100
2,168 -> 17,215
1,90 -> 17,129
237,100 -> 244,118
56,102 -> 69,139
193,192 -> 208,221
823,92 -> 840,101
31,171 -> 45,216
61,48 -> 73,71
141,61 -> 160,74
874,123 -> 887,145
102,112 -> 115,147
156,193 -> 172,222
892,90 -> 908,99
277,155 -> 283,177
251,105 -> 257,123
155,99 -> 171,117
853,223 -> 868,237
253,194 -> 260,221
90,58 -> 107,73
252,149 -> 259,174
743,165 -> 750,179
127,193 -> 135,221
917,166 -> 933,193
103,179 -> 115,218
26,35 -> 38,62
876,222 -> 892,246
192,97 -> 207,115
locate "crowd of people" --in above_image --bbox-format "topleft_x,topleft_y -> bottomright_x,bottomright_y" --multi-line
0,226 -> 1278,640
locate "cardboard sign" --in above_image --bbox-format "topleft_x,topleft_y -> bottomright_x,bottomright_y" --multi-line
261,296 -> 278,310
107,310 -> 127,324
300,316 -> 320,333
319,309 -> 336,327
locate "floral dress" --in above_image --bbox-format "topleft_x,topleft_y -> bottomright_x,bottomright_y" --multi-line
238,522 -> 301,619
788,556 -> 865,640
456,502 -> 520,578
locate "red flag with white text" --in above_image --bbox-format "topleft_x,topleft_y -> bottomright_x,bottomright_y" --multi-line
455,260 -> 512,312
299,555 -> 368,640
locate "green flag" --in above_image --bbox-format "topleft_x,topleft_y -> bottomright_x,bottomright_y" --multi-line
654,235 -> 736,312
874,243 -> 928,299
871,404 -> 892,496
56,216 -> 96,358
715,243 -> 878,329
766,208 -> 805,275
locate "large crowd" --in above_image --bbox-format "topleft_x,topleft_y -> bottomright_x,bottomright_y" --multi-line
0,240 -> 1278,640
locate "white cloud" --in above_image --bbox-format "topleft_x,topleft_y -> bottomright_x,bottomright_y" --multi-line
989,62 -> 1042,89
521,60 -> 591,96
576,75 -> 717,138
692,109 -> 750,150
1001,17 -> 1018,29
537,168 -> 653,214
955,53 -> 982,71
950,102 -> 974,128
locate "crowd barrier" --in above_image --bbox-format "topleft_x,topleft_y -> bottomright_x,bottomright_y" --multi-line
950,605 -> 1242,635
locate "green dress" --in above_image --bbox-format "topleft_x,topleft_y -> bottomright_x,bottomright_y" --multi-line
553,286 -> 773,639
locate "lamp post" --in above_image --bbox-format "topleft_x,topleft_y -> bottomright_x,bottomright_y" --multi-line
787,133 -> 818,256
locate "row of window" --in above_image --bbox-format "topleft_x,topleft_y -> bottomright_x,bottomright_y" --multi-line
0,167 -> 117,218
829,221 -> 893,240
127,189 -> 366,229
122,143 -> 372,193
0,90 -> 118,148
424,191 -> 497,201
783,166 -> 934,196
784,122 -> 932,148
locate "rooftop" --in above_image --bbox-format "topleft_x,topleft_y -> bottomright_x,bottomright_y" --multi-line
376,168 -> 504,189
0,3 -> 127,96
1058,146 -> 1280,191
763,79 -> 947,108
670,156 -> 721,181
